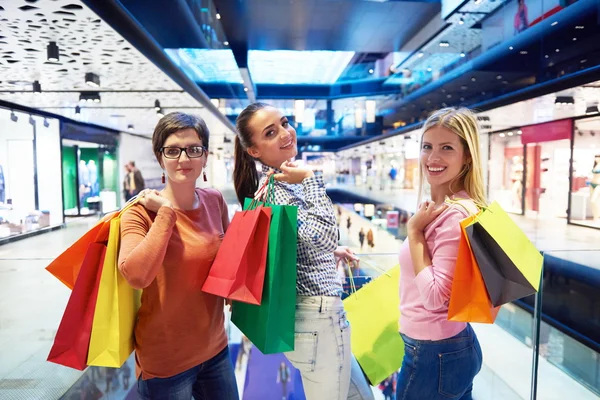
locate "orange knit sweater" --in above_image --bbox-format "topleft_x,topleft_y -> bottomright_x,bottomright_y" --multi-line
118,188 -> 229,380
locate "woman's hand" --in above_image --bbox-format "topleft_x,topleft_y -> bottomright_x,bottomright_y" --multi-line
138,189 -> 172,213
334,246 -> 358,264
407,200 -> 448,235
273,160 -> 314,184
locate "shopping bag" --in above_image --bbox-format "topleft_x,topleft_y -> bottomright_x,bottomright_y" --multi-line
87,216 -> 141,368
231,196 -> 297,354
46,198 -> 139,290
466,201 -> 543,307
202,204 -> 271,305
344,265 -> 404,386
46,214 -> 114,289
47,242 -> 106,370
448,214 -> 500,323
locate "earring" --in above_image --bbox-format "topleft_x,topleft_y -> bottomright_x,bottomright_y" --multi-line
161,172 -> 165,184
203,170 -> 208,182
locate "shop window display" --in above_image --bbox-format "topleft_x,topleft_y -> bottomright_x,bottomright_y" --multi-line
62,142 -> 118,217
0,110 -> 63,239
488,133 -> 525,214
570,118 -> 600,228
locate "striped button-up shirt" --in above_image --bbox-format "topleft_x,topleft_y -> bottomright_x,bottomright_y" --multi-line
260,164 -> 342,297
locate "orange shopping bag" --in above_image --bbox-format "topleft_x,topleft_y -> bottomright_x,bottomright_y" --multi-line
46,214 -> 115,290
46,199 -> 139,290
448,214 -> 500,323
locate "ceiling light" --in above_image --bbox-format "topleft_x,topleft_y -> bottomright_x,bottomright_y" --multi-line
154,99 -> 161,111
43,118 -> 49,128
369,69 -> 374,74
573,37 -> 577,41
417,52 -> 424,58
439,41 -> 450,47
460,52 -> 466,57
157,108 -> 164,118
474,0 -> 482,4
499,133 -> 506,138
461,85 -> 468,90
481,91 -> 486,95
556,48 -> 560,52
508,131 -> 514,136
128,124 -> 134,132
427,67 -> 432,72
216,12 -> 221,19
576,26 -> 584,29
586,105 -> 599,115
551,21 -> 558,26
47,41 -> 59,62
244,87 -> 249,92
517,130 -> 522,135
545,55 -> 549,58
32,80 -> 41,93
581,59 -> 588,63
85,72 -> 100,87
497,75 -> 502,79
471,77 -> 476,82
509,46 -> 514,50
520,51 -> 528,55
460,97 -> 465,101
79,91 -> 101,103
555,96 -> 574,105
459,17 -> 464,25
224,41 -> 229,46
10,111 -> 18,122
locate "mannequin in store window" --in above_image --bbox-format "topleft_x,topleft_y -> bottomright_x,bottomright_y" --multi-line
591,155 -> 600,222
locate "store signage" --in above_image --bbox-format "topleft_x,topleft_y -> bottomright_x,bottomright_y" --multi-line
520,119 -> 572,144
387,211 -> 399,228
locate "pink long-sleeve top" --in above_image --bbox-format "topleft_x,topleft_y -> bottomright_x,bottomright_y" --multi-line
398,192 -> 478,340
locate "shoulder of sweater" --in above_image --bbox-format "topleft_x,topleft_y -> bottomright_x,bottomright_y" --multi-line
197,187 -> 225,203
426,201 -> 474,233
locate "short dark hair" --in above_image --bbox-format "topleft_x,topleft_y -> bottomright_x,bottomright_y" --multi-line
152,112 -> 210,164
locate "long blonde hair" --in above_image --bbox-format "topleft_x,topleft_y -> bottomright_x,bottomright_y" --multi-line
417,107 -> 487,207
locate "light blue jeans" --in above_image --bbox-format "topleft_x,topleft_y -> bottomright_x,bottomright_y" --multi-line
283,296 -> 374,400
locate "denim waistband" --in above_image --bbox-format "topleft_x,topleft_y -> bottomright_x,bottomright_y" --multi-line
296,295 -> 344,314
401,324 -> 474,345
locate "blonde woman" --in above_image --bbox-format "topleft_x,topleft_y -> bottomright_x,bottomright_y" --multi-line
397,108 -> 485,400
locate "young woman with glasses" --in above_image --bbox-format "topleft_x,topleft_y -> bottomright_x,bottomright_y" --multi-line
117,112 -> 238,399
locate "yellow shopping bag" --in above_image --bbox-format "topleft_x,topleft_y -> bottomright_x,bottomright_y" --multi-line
343,264 -> 404,386
87,211 -> 141,368
465,201 -> 543,307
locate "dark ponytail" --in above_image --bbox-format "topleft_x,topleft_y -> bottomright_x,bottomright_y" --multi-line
233,102 -> 270,205
234,136 -> 259,205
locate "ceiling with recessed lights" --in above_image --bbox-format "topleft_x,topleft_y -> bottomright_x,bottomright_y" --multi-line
0,0 -> 233,139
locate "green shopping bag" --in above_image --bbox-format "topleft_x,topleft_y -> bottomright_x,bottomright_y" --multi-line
231,177 -> 297,354
344,264 -> 404,385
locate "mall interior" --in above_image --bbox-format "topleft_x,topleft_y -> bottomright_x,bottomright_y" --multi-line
1,0 -> 600,399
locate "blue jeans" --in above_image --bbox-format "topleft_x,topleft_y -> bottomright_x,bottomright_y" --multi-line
137,346 -> 239,400
396,324 -> 482,400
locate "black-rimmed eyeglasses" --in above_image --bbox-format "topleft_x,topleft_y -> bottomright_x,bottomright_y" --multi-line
161,146 -> 207,159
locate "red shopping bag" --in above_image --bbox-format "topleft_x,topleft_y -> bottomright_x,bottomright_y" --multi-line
202,205 -> 271,304
47,242 -> 106,370
46,212 -> 116,290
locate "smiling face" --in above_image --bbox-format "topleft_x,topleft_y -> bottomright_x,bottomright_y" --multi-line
245,106 -> 297,168
160,128 -> 207,184
420,126 -> 469,195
